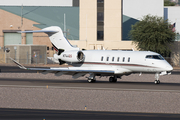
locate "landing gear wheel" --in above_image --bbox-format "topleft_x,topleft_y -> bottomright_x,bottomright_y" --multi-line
109,77 -> 117,83
109,77 -> 114,82
154,73 -> 160,84
88,79 -> 96,83
114,78 -> 117,82
154,80 -> 158,84
154,80 -> 160,84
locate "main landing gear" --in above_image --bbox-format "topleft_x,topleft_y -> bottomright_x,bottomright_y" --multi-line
109,76 -> 117,83
87,73 -> 96,83
154,73 -> 160,84
87,78 -> 96,83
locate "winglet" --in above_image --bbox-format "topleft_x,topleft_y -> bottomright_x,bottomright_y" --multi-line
9,57 -> 27,69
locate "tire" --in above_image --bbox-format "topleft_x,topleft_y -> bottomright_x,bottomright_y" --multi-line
113,78 -> 117,82
109,77 -> 114,82
154,80 -> 158,84
87,79 -> 96,83
88,79 -> 92,83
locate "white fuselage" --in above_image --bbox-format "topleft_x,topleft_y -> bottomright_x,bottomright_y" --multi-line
59,50 -> 173,74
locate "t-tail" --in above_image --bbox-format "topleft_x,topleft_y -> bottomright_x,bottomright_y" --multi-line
19,26 -> 80,64
42,26 -> 79,53
19,26 -> 79,54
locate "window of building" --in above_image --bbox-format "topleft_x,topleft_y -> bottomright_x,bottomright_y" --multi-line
97,0 -> 104,41
97,12 -> 104,22
47,47 -> 49,50
97,31 -> 104,40
176,33 -> 180,41
26,33 -> 33,44
97,0 -> 104,3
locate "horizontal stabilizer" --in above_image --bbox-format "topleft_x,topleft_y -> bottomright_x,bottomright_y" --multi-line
9,57 -> 27,70
18,30 -> 58,33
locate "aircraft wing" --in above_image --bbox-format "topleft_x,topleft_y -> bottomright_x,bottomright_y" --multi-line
10,58 -> 132,79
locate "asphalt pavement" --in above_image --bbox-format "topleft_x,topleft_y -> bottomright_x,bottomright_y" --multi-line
0,65 -> 180,116
0,77 -> 180,92
1,108 -> 180,120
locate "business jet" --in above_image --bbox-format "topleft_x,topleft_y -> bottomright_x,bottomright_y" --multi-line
10,26 -> 173,84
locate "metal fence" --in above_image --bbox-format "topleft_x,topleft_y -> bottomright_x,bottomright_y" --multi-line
0,48 -> 47,65
0,49 -> 5,64
6,54 -> 47,65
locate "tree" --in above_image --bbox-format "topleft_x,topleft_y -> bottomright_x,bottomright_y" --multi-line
164,0 -> 176,6
129,15 -> 176,56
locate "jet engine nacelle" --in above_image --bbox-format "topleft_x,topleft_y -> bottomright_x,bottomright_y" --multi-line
54,51 -> 85,63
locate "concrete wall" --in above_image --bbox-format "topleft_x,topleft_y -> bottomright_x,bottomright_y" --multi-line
78,0 -> 134,50
164,7 -> 180,66
171,41 -> 180,66
164,6 -> 180,41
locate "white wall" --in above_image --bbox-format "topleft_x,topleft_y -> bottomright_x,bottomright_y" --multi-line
0,0 -> 72,6
165,7 -> 180,34
123,0 -> 164,20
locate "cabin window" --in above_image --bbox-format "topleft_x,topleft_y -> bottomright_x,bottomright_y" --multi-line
107,57 -> 109,61
123,57 -> 125,62
117,57 -> 120,62
112,57 -> 114,62
128,57 -> 130,62
145,55 -> 164,60
101,56 -> 103,61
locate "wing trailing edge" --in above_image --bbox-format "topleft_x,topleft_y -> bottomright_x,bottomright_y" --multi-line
9,57 -> 27,69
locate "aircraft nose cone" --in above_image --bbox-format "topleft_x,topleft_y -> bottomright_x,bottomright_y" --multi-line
166,65 -> 173,71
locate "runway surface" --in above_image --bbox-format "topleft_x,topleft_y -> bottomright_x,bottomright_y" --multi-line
0,65 -> 180,74
0,65 -> 180,92
0,65 -> 180,117
1,108 -> 180,120
0,77 -> 180,92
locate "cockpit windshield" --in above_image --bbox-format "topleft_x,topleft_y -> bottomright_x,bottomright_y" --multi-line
145,55 -> 164,60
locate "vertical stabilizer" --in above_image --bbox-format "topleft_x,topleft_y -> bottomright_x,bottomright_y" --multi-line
19,26 -> 79,52
42,26 -> 79,52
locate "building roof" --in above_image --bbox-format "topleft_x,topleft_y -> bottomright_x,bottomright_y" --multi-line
0,6 -> 79,40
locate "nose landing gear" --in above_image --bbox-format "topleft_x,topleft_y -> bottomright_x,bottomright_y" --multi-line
154,73 -> 160,84
154,80 -> 160,84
